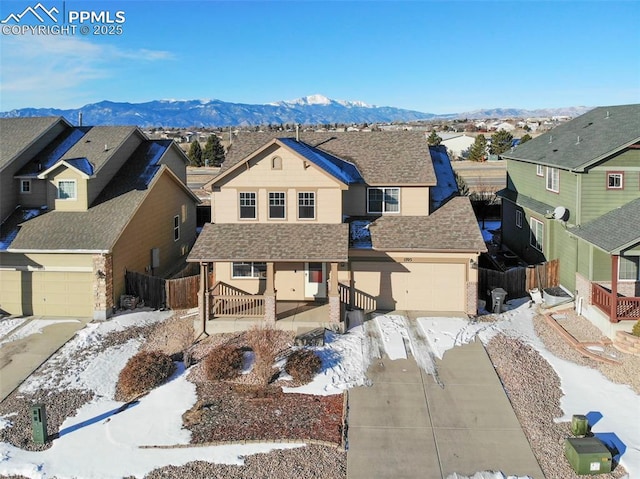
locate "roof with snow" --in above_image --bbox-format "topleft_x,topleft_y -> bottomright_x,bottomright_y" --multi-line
0,117 -> 69,171
8,140 -> 193,252
15,127 -> 89,176
501,104 -> 640,171
428,145 -> 458,211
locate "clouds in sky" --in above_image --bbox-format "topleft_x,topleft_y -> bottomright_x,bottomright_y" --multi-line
0,34 -> 173,110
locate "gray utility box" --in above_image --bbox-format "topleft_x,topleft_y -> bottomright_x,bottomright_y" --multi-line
31,404 -> 48,444
491,287 -> 508,313
564,437 -> 612,475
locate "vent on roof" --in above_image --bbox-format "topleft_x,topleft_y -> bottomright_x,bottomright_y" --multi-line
549,135 -> 553,144
104,144 -> 108,151
576,136 -> 580,145
605,111 -> 610,119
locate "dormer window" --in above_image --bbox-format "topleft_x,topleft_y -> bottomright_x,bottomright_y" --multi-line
20,180 -> 31,194
57,180 -> 77,200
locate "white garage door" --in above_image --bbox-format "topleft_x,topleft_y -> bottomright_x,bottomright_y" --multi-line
351,261 -> 466,313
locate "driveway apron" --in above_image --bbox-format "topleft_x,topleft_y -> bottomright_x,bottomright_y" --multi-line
346,340 -> 544,479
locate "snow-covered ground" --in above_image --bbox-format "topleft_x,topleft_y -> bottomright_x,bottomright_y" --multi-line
0,303 -> 638,479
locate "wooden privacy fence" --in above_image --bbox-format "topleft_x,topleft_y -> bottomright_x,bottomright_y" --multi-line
478,259 -> 559,301
125,270 -> 214,310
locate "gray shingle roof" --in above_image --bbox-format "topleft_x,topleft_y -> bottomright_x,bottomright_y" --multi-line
568,198 -> 640,254
369,196 -> 487,252
220,131 -> 436,186
0,117 -> 67,171
501,104 -> 640,171
8,140 -> 182,251
188,223 -> 350,262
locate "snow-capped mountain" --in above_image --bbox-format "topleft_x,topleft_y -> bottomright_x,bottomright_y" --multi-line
0,95 -> 592,127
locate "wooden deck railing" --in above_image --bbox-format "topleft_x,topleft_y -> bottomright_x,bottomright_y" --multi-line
338,282 -> 377,313
209,281 -> 265,317
592,283 -> 640,322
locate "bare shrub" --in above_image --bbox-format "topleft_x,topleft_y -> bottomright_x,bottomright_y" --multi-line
202,345 -> 244,381
116,351 -> 175,401
285,349 -> 322,384
244,324 -> 286,386
142,312 -> 194,357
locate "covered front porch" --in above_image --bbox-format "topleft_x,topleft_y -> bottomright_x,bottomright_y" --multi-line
590,253 -> 640,322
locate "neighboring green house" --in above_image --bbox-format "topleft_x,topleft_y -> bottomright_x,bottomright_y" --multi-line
498,104 -> 640,336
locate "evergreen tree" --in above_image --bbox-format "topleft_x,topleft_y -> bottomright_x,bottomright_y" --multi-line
203,134 -> 226,166
490,129 -> 514,155
468,134 -> 487,162
427,130 -> 442,146
520,133 -> 533,144
188,141 -> 203,167
454,171 -> 469,196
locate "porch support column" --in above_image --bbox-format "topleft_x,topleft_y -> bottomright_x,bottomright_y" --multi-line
611,255 -> 619,323
329,262 -> 341,324
264,262 -> 276,323
198,262 -> 210,338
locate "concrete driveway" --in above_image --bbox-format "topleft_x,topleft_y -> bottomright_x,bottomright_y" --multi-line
346,340 -> 544,479
0,316 -> 91,403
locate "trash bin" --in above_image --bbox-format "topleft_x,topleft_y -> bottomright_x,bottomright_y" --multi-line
491,287 -> 507,313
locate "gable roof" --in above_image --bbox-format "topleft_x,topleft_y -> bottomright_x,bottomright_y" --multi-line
15,127 -> 90,176
501,104 -> 640,172
8,140 -> 198,252
369,196 -> 487,252
187,223 -> 349,262
219,131 -> 436,186
0,117 -> 70,171
568,198 -> 640,254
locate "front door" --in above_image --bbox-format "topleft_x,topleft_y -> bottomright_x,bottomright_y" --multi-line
304,262 -> 327,299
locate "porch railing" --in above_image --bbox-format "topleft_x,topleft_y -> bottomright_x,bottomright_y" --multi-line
592,283 -> 640,322
338,282 -> 377,313
209,281 -> 265,318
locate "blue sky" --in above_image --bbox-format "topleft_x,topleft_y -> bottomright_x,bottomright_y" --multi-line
1,0 -> 639,113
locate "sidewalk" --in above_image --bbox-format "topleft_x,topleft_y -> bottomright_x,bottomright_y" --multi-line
346,340 -> 544,479
0,317 -> 91,403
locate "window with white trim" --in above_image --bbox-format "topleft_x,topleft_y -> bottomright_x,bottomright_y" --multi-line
269,192 -> 286,219
607,172 -> 623,189
57,180 -> 76,199
619,256 -> 639,281
298,192 -> 315,219
232,262 -> 267,278
367,187 -> 400,213
20,180 -> 31,194
530,217 -> 544,252
546,167 -> 559,192
515,210 -> 523,228
173,215 -> 180,241
239,192 -> 256,219
536,165 -> 544,177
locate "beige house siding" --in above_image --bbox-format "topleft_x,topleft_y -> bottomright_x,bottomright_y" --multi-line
341,185 -> 430,217
0,120 -> 68,222
160,145 -> 188,184
47,167 -> 88,211
86,131 -> 143,206
111,171 -> 196,302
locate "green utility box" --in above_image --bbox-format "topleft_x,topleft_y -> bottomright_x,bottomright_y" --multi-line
564,437 -> 612,475
571,414 -> 589,436
31,404 -> 48,444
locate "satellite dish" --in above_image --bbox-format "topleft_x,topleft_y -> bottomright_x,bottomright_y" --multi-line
554,206 -> 569,222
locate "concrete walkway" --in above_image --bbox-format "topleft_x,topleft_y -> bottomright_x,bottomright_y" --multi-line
347,340 -> 544,479
0,317 -> 91,403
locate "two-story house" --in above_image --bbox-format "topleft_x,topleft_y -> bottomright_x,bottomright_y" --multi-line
188,131 -> 486,334
498,104 -> 640,336
0,117 -> 199,319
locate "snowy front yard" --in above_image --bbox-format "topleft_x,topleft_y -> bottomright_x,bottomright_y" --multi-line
0,302 -> 638,479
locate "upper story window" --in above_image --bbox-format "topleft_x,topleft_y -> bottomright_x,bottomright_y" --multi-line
271,156 -> 282,170
619,256 -> 639,281
607,172 -> 623,189
298,192 -> 315,220
530,217 -> 544,252
232,261 -> 267,279
173,215 -> 180,241
515,210 -> 523,228
545,167 -> 559,193
269,192 -> 286,219
368,187 -> 400,214
239,192 -> 256,219
57,180 -> 76,200
20,180 -> 31,194
536,165 -> 544,177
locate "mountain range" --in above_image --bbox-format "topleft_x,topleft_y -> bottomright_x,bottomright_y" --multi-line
0,94 -> 592,128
